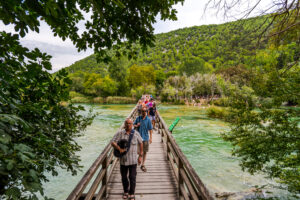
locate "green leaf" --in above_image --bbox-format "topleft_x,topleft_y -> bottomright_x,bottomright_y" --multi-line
29,169 -> 38,181
0,133 -> 11,144
7,160 -> 14,170
6,187 -> 21,199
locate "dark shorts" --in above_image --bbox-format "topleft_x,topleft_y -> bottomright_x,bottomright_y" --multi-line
143,141 -> 149,153
149,115 -> 156,121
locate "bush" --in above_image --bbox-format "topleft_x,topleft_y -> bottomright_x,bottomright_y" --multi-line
173,99 -> 185,105
212,97 -> 229,107
70,96 -> 90,103
105,96 -> 136,104
92,97 -> 105,103
69,91 -> 85,98
206,106 -> 231,122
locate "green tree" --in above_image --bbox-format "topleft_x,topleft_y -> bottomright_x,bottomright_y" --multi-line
108,57 -> 130,96
0,0 -> 184,199
0,32 -> 94,199
83,73 -> 102,96
128,64 -> 156,88
1,0 -> 184,61
221,45 -> 300,193
161,84 -> 177,102
206,1 -> 300,192
68,71 -> 86,93
92,76 -> 118,97
191,73 -> 220,97
179,56 -> 212,76
215,65 -> 253,86
131,85 -> 156,100
108,57 -> 128,81
155,69 -> 167,92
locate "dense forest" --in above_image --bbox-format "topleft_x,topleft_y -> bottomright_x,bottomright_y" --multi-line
65,15 -> 297,103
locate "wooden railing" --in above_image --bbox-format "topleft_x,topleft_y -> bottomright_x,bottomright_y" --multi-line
156,110 -> 214,200
67,104 -> 213,200
67,106 -> 139,200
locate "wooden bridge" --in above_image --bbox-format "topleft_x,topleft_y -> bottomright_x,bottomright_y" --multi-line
67,105 -> 214,200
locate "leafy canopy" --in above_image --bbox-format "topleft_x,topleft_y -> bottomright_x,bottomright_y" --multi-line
222,43 -> 300,193
0,0 -> 185,199
0,0 -> 184,61
0,32 -> 94,199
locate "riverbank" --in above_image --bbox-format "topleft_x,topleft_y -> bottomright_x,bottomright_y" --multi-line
69,92 -> 223,105
70,92 -> 136,104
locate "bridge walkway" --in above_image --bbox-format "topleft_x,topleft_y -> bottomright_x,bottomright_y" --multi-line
67,105 -> 213,200
107,128 -> 178,199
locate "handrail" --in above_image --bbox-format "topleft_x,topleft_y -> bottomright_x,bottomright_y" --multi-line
156,110 -> 214,200
67,105 -> 138,200
67,103 -> 213,200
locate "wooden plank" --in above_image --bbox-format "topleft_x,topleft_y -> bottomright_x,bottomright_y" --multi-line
179,184 -> 190,200
107,188 -> 177,194
95,185 -> 106,200
179,168 -> 198,200
111,176 -> 176,182
67,147 -> 110,200
108,184 -> 177,189
109,180 -> 177,184
108,185 -> 176,190
168,152 -> 178,181
106,194 -> 178,200
168,141 -> 179,165
84,168 -> 106,200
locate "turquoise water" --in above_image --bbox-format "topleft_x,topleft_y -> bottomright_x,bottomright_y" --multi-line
42,104 -> 291,199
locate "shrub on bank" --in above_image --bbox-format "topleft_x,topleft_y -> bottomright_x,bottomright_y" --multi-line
93,97 -> 105,104
161,98 -> 185,105
106,96 -> 136,104
173,99 -> 185,105
206,106 -> 231,122
68,92 -> 136,104
70,96 -> 91,103
69,91 -> 85,98
212,97 -> 229,107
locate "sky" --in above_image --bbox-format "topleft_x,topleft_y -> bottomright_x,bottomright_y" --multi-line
0,0 -> 273,72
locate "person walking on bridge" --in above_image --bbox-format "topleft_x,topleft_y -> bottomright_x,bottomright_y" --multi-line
137,100 -> 143,116
111,118 -> 143,200
148,102 -> 157,130
134,107 -> 153,172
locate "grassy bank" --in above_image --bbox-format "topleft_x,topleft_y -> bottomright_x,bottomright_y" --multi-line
70,92 -> 136,104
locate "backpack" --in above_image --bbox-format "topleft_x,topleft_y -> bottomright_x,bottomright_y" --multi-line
113,129 -> 135,158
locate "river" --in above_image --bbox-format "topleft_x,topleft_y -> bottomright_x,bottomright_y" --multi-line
42,104 -> 291,199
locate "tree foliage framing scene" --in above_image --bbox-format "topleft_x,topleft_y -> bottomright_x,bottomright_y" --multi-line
0,0 -> 299,199
0,0 -> 184,199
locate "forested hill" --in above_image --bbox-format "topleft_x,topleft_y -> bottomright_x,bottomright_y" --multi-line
65,16 -> 268,76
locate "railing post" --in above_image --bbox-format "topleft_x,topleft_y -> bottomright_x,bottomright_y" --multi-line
166,134 -> 170,161
160,124 -> 164,143
102,156 -> 107,198
178,159 -> 184,200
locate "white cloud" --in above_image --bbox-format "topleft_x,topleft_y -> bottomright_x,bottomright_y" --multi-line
153,0 -> 226,34
0,20 -> 93,73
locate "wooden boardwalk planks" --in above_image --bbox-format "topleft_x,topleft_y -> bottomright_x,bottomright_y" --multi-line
106,129 -> 179,200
